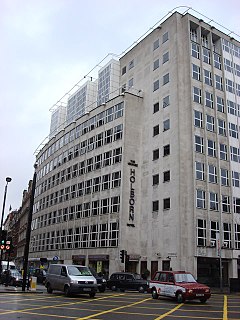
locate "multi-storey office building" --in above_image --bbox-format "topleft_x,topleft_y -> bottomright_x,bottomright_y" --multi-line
30,11 -> 240,285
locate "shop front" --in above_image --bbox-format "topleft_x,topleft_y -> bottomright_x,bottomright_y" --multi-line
88,255 -> 109,278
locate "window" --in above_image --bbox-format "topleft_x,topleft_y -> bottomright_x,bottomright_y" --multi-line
163,144 -> 170,156
221,168 -> 229,186
222,195 -> 230,213
208,139 -> 216,157
227,100 -> 237,115
217,96 -> 224,112
206,114 -> 214,132
204,70 -> 212,86
205,91 -> 213,108
218,119 -> 226,136
194,110 -> 203,127
113,147 -> 122,164
153,149 -> 159,160
195,161 -> 204,180
128,78 -> 134,88
163,73 -> 169,85
153,59 -> 159,70
101,198 -> 109,214
223,223 -> 231,248
153,102 -> 159,113
153,39 -> 159,50
214,53 -> 221,69
209,192 -> 219,210
92,200 -> 100,216
153,125 -> 159,136
162,52 -> 169,64
162,32 -> 169,43
197,219 -> 206,246
235,224 -> 240,249
153,80 -> 159,91
163,119 -> 170,131
129,59 -> 134,70
95,132 -> 104,148
97,111 -> 105,127
87,158 -> 93,172
103,151 -> 112,167
233,198 -> 240,213
106,107 -> 114,123
163,96 -> 170,108
202,48 -> 211,64
121,66 -> 126,75
115,102 -> 124,119
112,171 -> 121,188
93,176 -> 101,193
105,128 -> 113,144
215,75 -> 223,90
226,79 -> 235,93
94,154 -> 102,170
85,179 -> 92,194
192,64 -> 201,80
210,221 -> 219,242
195,135 -> 204,153
232,171 -> 240,187
196,189 -> 206,209
88,137 -> 95,151
153,174 -> 159,185
230,146 -> 240,162
229,122 -> 238,138
193,87 -> 202,103
152,200 -> 159,212
208,165 -> 217,183
102,174 -> 111,190
219,143 -> 227,160
114,124 -> 123,141
163,170 -> 170,182
192,42 -> 200,59
163,198 -> 170,210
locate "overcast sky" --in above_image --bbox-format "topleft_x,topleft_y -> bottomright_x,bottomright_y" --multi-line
0,0 -> 239,216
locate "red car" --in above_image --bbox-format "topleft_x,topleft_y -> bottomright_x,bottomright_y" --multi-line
149,271 -> 211,303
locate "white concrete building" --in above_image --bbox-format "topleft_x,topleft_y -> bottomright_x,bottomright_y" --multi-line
49,105 -> 67,139
30,11 -> 240,286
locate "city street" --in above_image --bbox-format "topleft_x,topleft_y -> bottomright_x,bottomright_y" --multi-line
0,290 -> 239,320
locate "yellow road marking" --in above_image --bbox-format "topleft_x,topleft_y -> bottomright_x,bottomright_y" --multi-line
76,297 -> 151,320
154,303 -> 184,319
223,295 -> 228,320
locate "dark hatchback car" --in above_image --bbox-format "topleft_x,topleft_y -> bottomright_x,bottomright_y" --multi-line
107,272 -> 149,293
0,269 -> 23,287
89,268 -> 107,292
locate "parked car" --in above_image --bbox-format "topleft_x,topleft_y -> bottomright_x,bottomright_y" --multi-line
45,264 -> 97,297
32,268 -> 47,284
149,270 -> 211,303
89,268 -> 106,292
107,272 -> 149,293
0,269 -> 23,287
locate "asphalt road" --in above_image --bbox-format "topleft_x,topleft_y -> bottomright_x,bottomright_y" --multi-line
0,290 -> 239,320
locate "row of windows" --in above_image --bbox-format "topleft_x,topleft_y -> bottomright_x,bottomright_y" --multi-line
224,58 -> 240,77
196,189 -> 240,214
153,171 -> 170,185
153,51 -> 169,70
191,41 -> 222,70
194,110 -> 239,138
33,196 -> 121,229
153,144 -> 170,160
197,219 -> 240,249
31,222 -> 119,252
222,39 -> 240,58
195,135 -> 240,162
152,198 -> 170,212
36,147 -> 122,197
153,96 -> 170,113
153,32 -> 169,50
35,171 -> 121,212
196,162 -> 240,188
38,102 -> 124,165
37,124 -> 123,181
153,73 -> 169,91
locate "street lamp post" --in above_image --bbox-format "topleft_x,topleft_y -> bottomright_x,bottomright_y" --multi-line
22,164 -> 38,291
0,177 -> 12,273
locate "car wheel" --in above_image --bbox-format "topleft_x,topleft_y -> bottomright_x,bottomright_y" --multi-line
64,285 -> 71,297
9,279 -> 14,286
46,283 -> 53,294
120,288 -> 125,292
111,285 -> 117,291
138,286 -> 144,293
176,292 -> 185,303
152,289 -> 159,299
200,298 -> 207,303
99,287 -> 105,293
89,292 -> 96,298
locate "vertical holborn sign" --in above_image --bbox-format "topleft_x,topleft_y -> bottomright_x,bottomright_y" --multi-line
127,160 -> 138,227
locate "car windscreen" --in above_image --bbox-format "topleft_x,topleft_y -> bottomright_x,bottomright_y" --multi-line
175,273 -> 197,283
135,274 -> 142,280
11,270 -> 22,277
67,266 -> 92,276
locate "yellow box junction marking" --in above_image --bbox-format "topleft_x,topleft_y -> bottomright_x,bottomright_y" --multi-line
154,303 -> 184,319
223,295 -> 228,320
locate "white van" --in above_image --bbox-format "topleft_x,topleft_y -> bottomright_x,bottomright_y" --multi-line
45,264 -> 97,297
1,261 -> 16,271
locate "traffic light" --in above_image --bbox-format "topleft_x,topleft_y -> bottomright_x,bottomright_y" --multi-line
0,239 -> 5,250
120,250 -> 125,263
5,238 -> 12,251
0,230 -> 7,250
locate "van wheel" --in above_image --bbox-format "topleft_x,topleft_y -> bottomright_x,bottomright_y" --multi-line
138,286 -> 144,293
176,292 -> 185,303
64,285 -> 71,297
89,292 -> 95,298
47,284 -> 53,294
111,285 -> 117,291
152,289 -> 158,299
